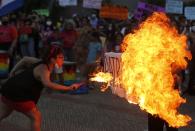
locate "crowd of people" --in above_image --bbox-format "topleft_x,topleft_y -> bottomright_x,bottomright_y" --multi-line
0,10 -> 195,94
0,11 -> 127,81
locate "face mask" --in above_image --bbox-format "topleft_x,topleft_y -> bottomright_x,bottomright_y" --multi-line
46,21 -> 52,26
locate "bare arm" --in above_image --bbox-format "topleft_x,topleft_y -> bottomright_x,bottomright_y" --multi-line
10,56 -> 40,77
38,65 -> 81,91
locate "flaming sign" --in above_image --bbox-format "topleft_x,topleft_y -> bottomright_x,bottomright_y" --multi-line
121,12 -> 191,127
90,12 -> 192,128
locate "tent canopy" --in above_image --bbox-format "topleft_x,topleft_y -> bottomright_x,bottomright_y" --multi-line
0,0 -> 24,16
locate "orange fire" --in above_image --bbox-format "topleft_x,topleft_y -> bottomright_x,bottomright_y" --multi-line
90,72 -> 113,92
90,72 -> 113,83
120,12 -> 191,127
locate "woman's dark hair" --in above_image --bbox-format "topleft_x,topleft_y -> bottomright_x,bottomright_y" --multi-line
41,44 -> 64,64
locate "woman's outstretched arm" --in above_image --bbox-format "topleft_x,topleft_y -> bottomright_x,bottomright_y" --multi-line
38,65 -> 81,91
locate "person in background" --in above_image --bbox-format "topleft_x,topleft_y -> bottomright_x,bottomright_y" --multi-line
83,31 -> 102,88
89,14 -> 98,29
77,17 -> 92,36
56,16 -> 64,32
105,23 -> 116,52
18,19 -> 34,57
39,21 -> 53,56
0,16 -> 18,71
0,45 -> 81,131
60,22 -> 78,61
86,31 -> 102,65
114,31 -> 123,53
31,20 -> 41,58
73,31 -> 91,81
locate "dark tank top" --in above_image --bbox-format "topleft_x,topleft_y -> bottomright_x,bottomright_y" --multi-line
1,61 -> 46,103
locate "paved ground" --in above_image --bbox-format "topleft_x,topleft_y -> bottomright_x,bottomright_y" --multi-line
0,88 -> 195,131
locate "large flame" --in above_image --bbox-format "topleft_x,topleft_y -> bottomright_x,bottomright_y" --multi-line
121,12 -> 191,127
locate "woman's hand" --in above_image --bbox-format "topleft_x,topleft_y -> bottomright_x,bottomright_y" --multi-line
69,83 -> 83,90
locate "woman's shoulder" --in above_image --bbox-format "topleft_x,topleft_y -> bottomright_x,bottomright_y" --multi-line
22,56 -> 40,64
33,63 -> 49,76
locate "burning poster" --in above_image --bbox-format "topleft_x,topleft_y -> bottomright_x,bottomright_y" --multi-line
121,12 -> 191,127
91,12 -> 192,128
